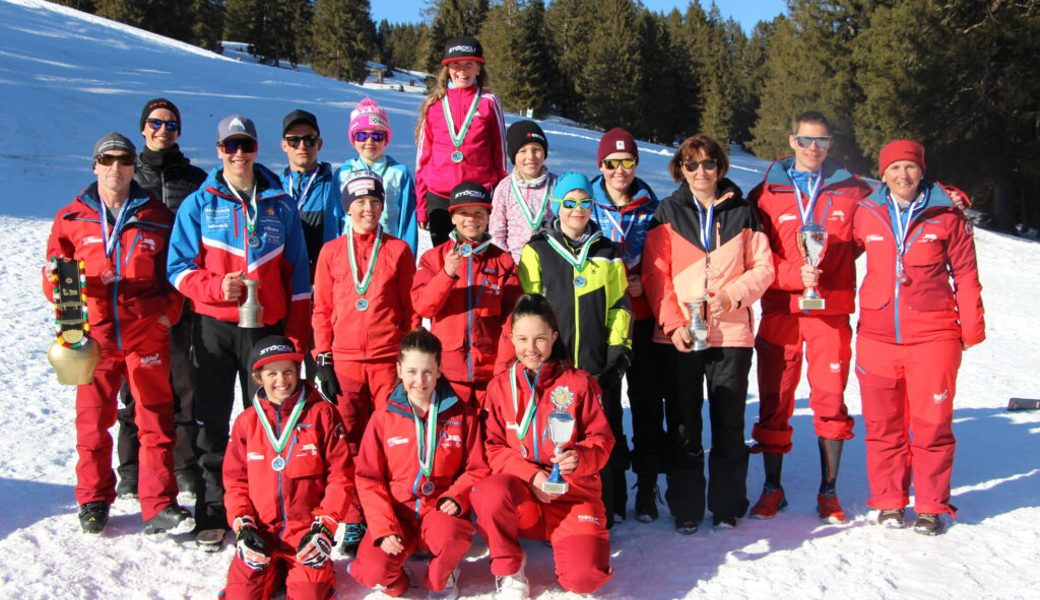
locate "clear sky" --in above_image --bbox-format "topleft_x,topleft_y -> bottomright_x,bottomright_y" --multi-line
370,0 -> 788,34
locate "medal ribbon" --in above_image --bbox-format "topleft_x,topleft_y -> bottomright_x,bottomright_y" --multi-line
887,187 -> 928,261
598,204 -> 637,245
409,391 -> 439,477
289,169 -> 319,210
509,362 -> 541,441
693,198 -> 715,252
253,388 -> 307,457
788,168 -> 822,225
448,230 -> 493,255
441,89 -> 482,154
510,178 -> 550,231
226,182 -> 259,236
99,200 -> 131,259
544,230 -> 601,272
347,223 -> 383,295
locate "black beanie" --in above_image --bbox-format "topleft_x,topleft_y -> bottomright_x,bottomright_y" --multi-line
140,98 -> 181,131
506,120 -> 548,165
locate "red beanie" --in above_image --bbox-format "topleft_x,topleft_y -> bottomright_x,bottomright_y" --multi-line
878,139 -> 925,175
597,127 -> 638,165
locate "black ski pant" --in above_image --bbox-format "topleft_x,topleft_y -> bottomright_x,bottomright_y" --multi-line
662,345 -> 752,524
425,192 -> 452,247
627,319 -> 667,479
598,376 -> 629,525
117,305 -> 197,483
191,314 -> 279,530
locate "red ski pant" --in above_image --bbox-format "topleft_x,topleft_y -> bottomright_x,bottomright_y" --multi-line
856,336 -> 961,517
75,321 -> 176,521
333,358 -> 397,523
471,474 -> 613,595
447,378 -> 488,409
224,548 -> 334,600
753,313 -> 854,453
349,506 -> 475,595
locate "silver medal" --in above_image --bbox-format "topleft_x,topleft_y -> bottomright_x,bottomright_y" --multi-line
450,150 -> 464,163
421,481 -> 435,496
248,235 -> 262,249
458,244 -> 473,257
520,445 -> 528,458
356,297 -> 369,311
271,455 -> 286,471
573,276 -> 587,288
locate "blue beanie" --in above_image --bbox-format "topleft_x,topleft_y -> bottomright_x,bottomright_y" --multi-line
552,171 -> 593,199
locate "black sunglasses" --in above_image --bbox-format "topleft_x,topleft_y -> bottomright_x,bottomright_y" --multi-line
683,159 -> 718,172
219,138 -> 258,154
284,135 -> 319,148
145,118 -> 180,132
96,153 -> 135,167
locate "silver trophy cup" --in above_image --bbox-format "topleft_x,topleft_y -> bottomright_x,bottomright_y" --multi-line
238,278 -> 264,328
796,222 -> 827,310
541,411 -> 576,495
686,300 -> 710,351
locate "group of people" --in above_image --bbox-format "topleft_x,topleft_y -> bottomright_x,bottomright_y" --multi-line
44,33 -> 985,600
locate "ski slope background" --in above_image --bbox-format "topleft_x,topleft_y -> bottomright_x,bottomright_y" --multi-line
1,1 -> 1038,598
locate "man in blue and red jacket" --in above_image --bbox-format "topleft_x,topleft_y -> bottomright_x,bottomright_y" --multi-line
167,115 -> 311,549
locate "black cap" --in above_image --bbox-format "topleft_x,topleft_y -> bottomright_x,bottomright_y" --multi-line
442,35 -> 484,65
506,120 -> 548,165
341,169 -> 386,208
283,109 -> 320,136
139,98 -> 181,131
250,335 -> 304,372
449,181 -> 492,212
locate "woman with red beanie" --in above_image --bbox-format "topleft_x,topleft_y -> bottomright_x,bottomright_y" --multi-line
853,139 -> 985,536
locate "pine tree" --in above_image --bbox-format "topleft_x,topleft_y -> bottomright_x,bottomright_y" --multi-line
637,10 -> 690,144
578,0 -> 644,132
95,0 -> 146,28
189,0 -> 224,52
223,0 -> 306,66
479,0 -> 552,117
51,0 -> 95,11
544,0 -> 595,121
311,0 -> 375,83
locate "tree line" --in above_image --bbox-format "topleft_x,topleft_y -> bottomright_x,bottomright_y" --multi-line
50,0 -> 1040,232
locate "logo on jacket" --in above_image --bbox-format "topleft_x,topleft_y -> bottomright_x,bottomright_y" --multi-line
139,353 -> 162,367
866,234 -> 884,243
387,436 -> 410,447
82,236 -> 102,245
247,452 -> 265,461
550,386 -> 574,411
922,233 -> 938,241
933,389 -> 949,404
577,514 -> 601,525
441,433 -> 463,448
829,210 -> 846,222
779,213 -> 798,223
140,237 -> 157,251
296,443 -> 318,457
829,362 -> 841,373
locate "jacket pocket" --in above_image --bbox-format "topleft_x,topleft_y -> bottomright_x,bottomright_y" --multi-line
858,276 -> 891,310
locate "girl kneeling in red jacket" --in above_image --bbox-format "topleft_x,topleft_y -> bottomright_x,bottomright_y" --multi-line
471,294 -> 615,599
222,336 -> 356,600
349,328 -> 489,599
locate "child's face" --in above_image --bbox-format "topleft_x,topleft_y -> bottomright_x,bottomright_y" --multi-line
397,349 -> 441,404
256,360 -> 299,404
556,190 -> 592,234
451,206 -> 489,241
448,61 -> 481,87
511,314 -> 558,371
515,143 -> 545,180
352,130 -> 387,163
348,196 -> 384,233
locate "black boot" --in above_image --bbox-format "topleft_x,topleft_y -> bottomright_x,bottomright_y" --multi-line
634,476 -> 660,522
78,501 -> 110,534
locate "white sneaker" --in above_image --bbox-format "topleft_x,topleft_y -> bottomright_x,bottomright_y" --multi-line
495,563 -> 529,600
428,567 -> 460,600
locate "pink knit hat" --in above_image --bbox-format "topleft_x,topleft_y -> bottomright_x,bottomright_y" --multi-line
349,98 -> 391,144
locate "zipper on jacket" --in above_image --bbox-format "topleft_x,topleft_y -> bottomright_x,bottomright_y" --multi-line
274,408 -> 289,541
466,255 -> 474,383
112,236 -> 123,351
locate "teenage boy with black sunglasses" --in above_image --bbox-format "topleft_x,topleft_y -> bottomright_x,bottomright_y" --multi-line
167,114 -> 311,551
278,109 -> 345,280
114,98 -> 208,502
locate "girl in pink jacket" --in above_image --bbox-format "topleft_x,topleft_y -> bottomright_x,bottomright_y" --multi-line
489,120 -> 557,262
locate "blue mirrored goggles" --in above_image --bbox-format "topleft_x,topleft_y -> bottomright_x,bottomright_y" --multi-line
554,198 -> 594,210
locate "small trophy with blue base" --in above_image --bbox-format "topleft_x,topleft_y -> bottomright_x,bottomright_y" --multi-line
542,410 -> 576,495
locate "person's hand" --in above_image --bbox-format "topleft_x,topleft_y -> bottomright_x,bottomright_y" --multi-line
626,273 -> 643,298
314,352 -> 340,404
706,289 -> 732,319
670,326 -> 693,353
531,471 -> 562,503
295,516 -> 335,568
233,516 -> 270,571
800,264 -> 821,290
379,534 -> 405,555
949,190 -> 968,211
222,271 -> 244,302
438,498 -> 461,516
443,245 -> 462,278
551,449 -> 579,476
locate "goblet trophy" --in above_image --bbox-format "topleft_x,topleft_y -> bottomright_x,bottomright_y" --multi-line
686,299 -> 710,351
796,222 -> 828,310
541,410 -> 576,495
238,278 -> 263,328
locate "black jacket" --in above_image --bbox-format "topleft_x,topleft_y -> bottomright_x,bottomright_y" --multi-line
134,145 -> 207,213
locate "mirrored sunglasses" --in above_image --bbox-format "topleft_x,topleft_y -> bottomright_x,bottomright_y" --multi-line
284,135 -> 319,148
95,153 -> 135,167
602,158 -> 637,170
555,198 -> 593,210
219,138 -> 257,154
146,118 -> 180,132
794,135 -> 833,149
353,131 -> 387,143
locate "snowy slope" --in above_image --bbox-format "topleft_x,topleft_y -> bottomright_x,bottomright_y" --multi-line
1,1 -> 1038,598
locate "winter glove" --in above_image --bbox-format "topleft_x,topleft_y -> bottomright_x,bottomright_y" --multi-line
296,515 -> 336,568
597,346 -> 631,390
314,352 -> 340,404
233,516 -> 270,571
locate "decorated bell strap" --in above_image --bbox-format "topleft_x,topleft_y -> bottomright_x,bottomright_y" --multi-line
50,257 -> 91,348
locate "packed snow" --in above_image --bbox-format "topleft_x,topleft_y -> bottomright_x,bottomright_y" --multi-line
0,0 -> 1037,598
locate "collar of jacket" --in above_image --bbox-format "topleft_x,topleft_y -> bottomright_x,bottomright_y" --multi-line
763,156 -> 855,190
255,381 -> 314,417
138,145 -> 189,169
282,161 -> 332,182
591,174 -> 656,209
865,180 -> 953,209
205,163 -> 286,203
73,180 -> 153,222
673,177 -> 745,210
386,379 -> 460,418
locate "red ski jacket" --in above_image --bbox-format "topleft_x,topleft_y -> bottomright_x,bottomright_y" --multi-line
312,229 -> 418,361
44,182 -> 181,346
355,381 -> 489,543
853,182 -> 985,346
223,383 -> 355,548
749,157 -> 872,316
411,238 -> 522,384
483,361 -> 614,505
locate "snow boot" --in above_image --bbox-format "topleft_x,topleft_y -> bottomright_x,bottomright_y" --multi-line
78,501 -> 110,534
634,477 -> 660,523
195,528 -> 228,552
816,492 -> 847,524
913,513 -> 944,536
144,504 -> 195,535
750,484 -> 787,519
877,508 -> 905,528
115,474 -> 138,499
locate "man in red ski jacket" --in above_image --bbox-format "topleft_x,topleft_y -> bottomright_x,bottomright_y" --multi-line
44,132 -> 192,535
748,111 -> 873,523
411,181 -> 521,407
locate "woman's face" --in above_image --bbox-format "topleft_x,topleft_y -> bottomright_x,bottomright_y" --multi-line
256,360 -> 299,405
511,314 -> 558,371
599,151 -> 637,194
397,349 -> 441,404
682,149 -> 721,200
447,61 -> 481,87
882,160 -> 924,202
